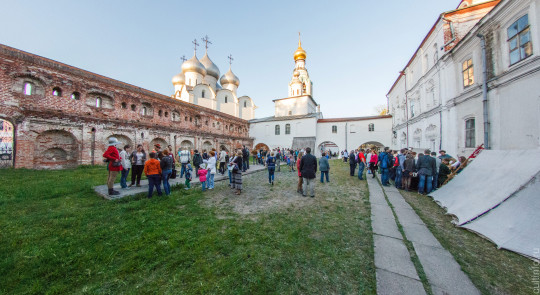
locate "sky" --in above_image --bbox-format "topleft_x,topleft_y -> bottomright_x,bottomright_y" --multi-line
0,0 -> 461,119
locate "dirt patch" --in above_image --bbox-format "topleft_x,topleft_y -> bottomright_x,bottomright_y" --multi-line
202,167 -> 316,217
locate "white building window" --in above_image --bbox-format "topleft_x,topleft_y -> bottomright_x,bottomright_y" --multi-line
244,101 -> 247,108
202,90 -> 205,98
23,82 -> 33,95
508,15 -> 532,65
332,125 -> 337,133
462,59 -> 474,87
368,123 -> 375,132
275,125 -> 280,135
225,96 -> 228,103
285,124 -> 291,135
465,118 -> 476,148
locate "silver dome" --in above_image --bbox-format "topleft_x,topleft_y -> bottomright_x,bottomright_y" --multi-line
200,52 -> 220,79
220,68 -> 240,87
172,72 -> 185,85
181,53 -> 207,76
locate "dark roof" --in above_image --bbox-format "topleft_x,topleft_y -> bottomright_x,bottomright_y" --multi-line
249,113 -> 319,123
317,115 -> 392,123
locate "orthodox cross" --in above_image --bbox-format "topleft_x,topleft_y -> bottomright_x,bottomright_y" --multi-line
227,54 -> 234,66
201,35 -> 212,51
192,39 -> 199,54
180,55 -> 187,62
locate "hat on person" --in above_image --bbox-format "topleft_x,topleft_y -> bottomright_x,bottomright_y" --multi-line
108,137 -> 122,146
154,143 -> 161,149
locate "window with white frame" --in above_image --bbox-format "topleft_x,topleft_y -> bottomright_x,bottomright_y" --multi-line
285,124 -> 291,134
465,118 -> 476,148
201,90 -> 205,98
275,125 -> 280,135
368,123 -> 375,132
462,59 -> 474,87
508,14 -> 533,65
332,125 -> 337,133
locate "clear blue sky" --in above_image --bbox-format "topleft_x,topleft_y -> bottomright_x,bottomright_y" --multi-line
0,0 -> 460,119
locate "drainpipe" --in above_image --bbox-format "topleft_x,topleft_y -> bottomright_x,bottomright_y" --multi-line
477,33 -> 490,149
345,122 -> 348,151
400,71 -> 409,148
442,16 -> 456,50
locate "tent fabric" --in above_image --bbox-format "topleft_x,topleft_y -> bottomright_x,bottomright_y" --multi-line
462,174 -> 540,260
429,149 -> 540,225
428,149 -> 540,259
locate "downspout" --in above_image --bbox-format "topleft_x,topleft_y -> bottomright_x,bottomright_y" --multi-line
435,46 -> 443,151
442,16 -> 456,50
400,71 -> 409,148
345,122 -> 348,151
477,34 -> 490,149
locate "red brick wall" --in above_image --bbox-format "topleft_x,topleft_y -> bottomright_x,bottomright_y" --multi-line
0,44 -> 253,169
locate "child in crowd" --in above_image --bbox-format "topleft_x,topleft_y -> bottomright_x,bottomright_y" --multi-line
198,163 -> 208,191
144,152 -> 162,198
184,163 -> 193,190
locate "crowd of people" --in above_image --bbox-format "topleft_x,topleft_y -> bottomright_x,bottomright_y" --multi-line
103,137 -> 464,199
341,147 -> 463,195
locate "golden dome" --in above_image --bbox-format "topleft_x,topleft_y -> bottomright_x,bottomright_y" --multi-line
181,53 -> 207,76
294,34 -> 306,61
220,68 -> 240,87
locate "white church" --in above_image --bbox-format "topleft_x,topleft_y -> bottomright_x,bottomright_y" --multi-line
248,36 -> 393,156
171,38 -> 256,120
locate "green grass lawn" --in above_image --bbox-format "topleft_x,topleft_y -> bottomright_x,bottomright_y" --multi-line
0,160 -> 376,294
399,190 -> 535,295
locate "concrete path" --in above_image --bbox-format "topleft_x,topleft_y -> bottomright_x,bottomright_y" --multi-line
372,174 -> 480,295
94,163 -> 277,200
367,176 -> 426,295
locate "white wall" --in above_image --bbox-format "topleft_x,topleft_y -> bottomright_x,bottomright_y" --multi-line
249,117 -> 318,150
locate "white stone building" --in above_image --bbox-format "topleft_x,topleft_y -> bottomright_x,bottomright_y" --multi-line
249,36 -> 392,156
387,0 -> 540,157
171,39 -> 256,120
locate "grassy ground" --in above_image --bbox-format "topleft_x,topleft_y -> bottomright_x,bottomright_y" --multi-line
0,160 -> 375,294
399,189 -> 535,295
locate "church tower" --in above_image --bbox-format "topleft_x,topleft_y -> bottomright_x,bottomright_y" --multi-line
288,33 -> 313,97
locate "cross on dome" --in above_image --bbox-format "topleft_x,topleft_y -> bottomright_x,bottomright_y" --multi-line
192,39 -> 199,54
180,55 -> 187,62
227,54 -> 234,66
201,35 -> 212,51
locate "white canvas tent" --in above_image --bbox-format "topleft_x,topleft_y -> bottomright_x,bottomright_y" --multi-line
429,150 -> 540,259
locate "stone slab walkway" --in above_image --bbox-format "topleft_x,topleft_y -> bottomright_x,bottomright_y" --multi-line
94,163 -> 278,200
373,175 -> 480,295
367,176 -> 426,295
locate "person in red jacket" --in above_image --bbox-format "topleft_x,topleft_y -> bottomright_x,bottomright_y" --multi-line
103,137 -> 123,196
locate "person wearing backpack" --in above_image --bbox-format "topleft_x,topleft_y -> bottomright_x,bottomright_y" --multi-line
266,152 -> 276,185
378,147 -> 392,186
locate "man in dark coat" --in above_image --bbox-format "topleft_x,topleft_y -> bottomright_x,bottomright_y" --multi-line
378,147 -> 392,186
192,150 -> 203,178
416,149 -> 437,194
299,147 -> 317,198
349,150 -> 357,176
242,146 -> 250,171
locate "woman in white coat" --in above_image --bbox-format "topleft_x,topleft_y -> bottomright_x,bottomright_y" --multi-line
203,151 -> 217,189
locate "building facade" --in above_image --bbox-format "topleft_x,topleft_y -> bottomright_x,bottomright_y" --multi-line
0,44 -> 253,169
388,0 -> 540,157
249,36 -> 392,156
